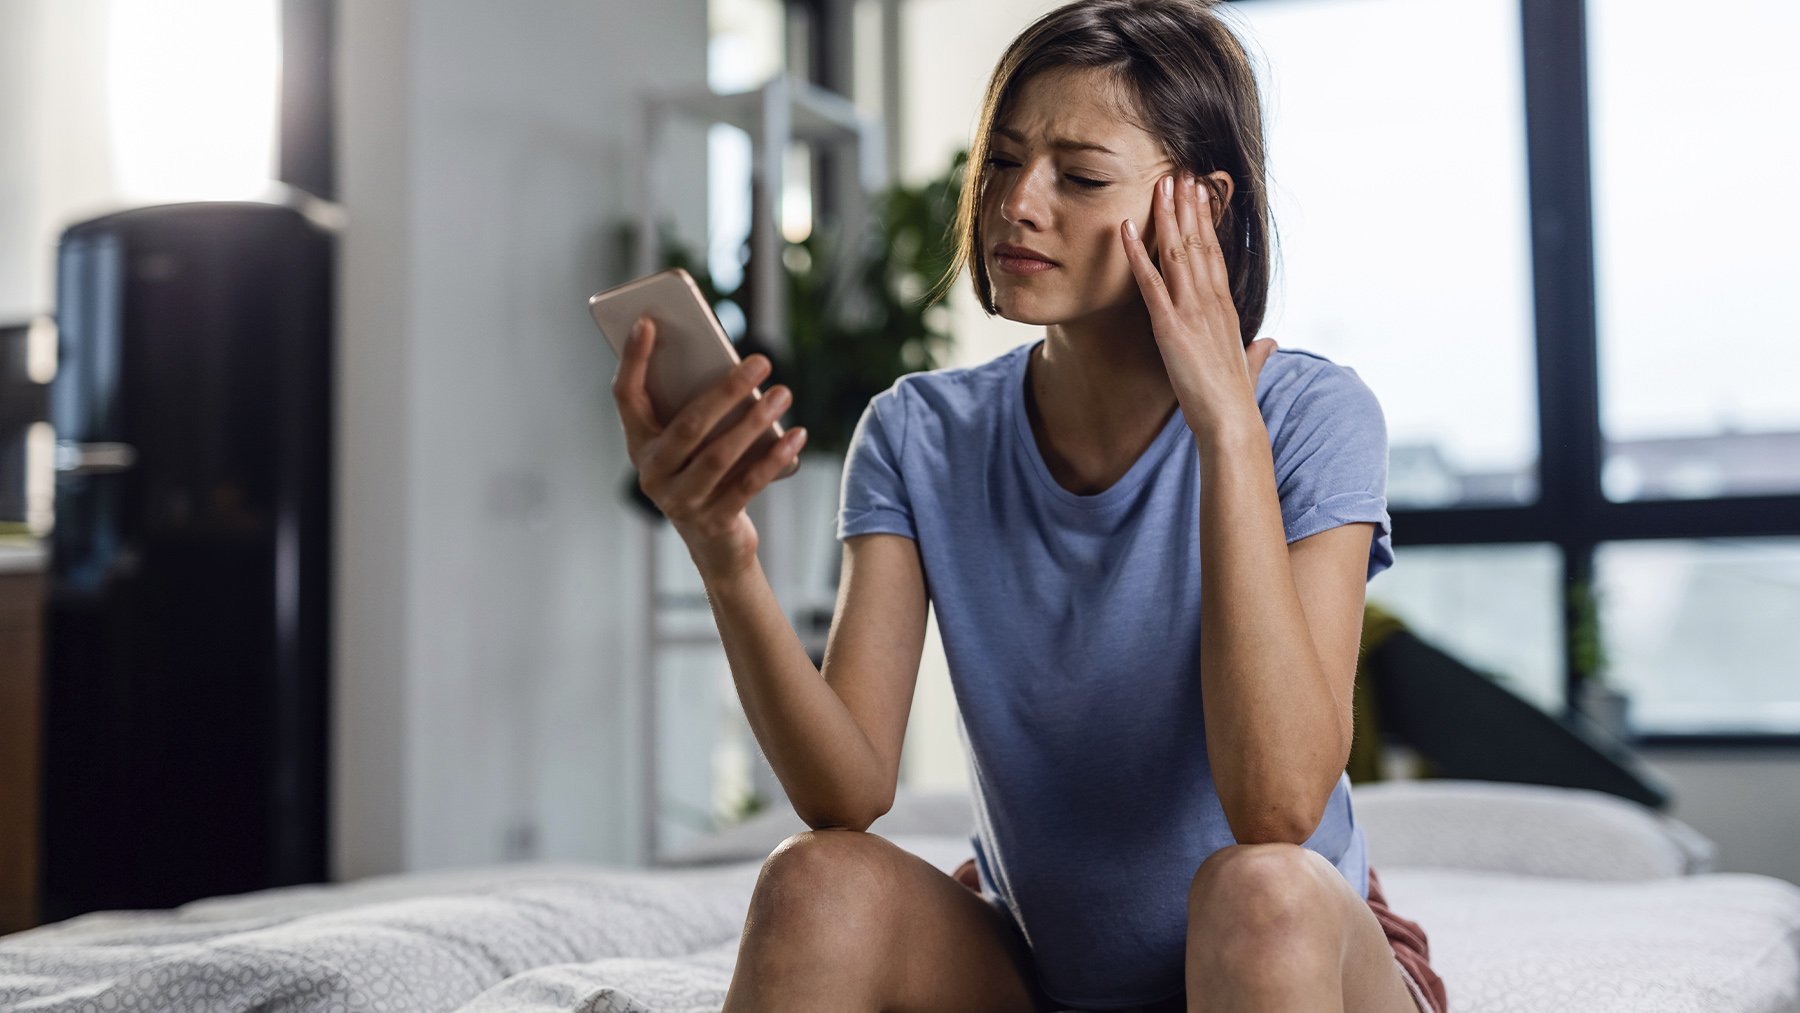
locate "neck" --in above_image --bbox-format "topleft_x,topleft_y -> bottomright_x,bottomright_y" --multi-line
1031,301 -> 1179,449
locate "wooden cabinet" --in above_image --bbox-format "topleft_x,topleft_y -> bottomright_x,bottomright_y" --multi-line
0,544 -> 45,935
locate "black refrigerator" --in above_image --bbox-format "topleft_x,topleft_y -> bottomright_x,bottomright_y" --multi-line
41,198 -> 333,921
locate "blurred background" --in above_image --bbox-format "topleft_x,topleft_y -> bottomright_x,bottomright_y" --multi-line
0,0 -> 1795,934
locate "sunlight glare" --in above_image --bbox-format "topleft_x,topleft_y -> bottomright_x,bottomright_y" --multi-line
108,0 -> 280,201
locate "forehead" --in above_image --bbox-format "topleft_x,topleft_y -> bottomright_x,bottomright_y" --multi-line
993,67 -> 1162,161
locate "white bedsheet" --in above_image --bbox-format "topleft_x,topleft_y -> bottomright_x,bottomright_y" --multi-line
3,835 -> 1799,1012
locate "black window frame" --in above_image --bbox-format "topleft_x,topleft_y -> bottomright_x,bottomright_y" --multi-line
1227,0 -> 1800,746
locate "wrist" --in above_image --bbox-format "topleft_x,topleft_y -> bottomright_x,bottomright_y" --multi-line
1185,396 -> 1267,450
697,549 -> 763,598
670,518 -> 759,591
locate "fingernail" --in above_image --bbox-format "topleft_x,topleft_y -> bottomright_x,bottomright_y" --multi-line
744,356 -> 770,379
629,318 -> 644,341
769,386 -> 791,409
1124,218 -> 1138,240
1160,176 -> 1173,199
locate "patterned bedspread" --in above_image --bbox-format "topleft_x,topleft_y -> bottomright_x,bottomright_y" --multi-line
4,835 -> 1798,1012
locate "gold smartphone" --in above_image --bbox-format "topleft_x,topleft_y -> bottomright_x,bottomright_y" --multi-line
589,267 -> 799,481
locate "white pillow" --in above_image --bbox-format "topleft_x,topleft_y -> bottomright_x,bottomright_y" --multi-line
660,779 -> 1722,883
1353,778 -> 1718,880
655,788 -> 976,867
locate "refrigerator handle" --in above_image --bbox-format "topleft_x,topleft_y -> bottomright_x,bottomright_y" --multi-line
55,441 -> 138,475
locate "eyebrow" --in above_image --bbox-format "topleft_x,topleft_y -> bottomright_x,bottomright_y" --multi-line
992,125 -> 1120,156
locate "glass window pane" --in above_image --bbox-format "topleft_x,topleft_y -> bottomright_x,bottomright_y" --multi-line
1366,544 -> 1564,714
1594,538 -> 1800,733
1589,0 -> 1800,501
1228,0 -> 1539,509
708,0 -> 787,296
708,0 -> 784,92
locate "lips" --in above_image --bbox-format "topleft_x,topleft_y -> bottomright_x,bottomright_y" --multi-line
993,242 -> 1057,264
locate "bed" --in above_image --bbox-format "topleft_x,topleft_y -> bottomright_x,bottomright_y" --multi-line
3,779 -> 1798,1012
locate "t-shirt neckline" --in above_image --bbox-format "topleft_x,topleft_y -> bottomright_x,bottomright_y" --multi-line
1010,338 -> 1190,511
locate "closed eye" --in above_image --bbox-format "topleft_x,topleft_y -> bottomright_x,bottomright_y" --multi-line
983,157 -> 1110,190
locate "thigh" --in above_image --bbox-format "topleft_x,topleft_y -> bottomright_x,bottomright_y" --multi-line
1338,872 -> 1427,1013
1363,867 -> 1445,1013
747,829 -> 1059,1013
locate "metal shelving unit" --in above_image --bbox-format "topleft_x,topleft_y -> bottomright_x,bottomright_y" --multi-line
633,74 -> 883,865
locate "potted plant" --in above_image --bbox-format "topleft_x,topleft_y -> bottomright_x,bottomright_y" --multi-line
1569,576 -> 1632,739
615,149 -> 968,606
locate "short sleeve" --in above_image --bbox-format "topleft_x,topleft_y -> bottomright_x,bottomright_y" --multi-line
836,383 -> 917,542
1272,365 -> 1395,582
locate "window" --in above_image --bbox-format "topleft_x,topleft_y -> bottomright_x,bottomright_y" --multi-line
1588,0 -> 1800,502
1230,0 -> 1540,510
1362,544 -> 1565,715
1230,0 -> 1800,739
1594,538 -> 1800,732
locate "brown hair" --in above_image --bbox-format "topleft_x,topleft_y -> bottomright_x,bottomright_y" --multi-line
929,0 -> 1276,345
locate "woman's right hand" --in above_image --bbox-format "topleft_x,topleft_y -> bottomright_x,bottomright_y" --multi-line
611,313 -> 808,583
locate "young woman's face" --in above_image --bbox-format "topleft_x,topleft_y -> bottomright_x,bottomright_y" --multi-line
980,66 -> 1173,325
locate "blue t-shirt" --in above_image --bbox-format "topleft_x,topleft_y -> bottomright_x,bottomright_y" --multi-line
835,338 -> 1394,1010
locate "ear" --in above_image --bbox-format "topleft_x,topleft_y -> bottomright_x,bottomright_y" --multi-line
1203,171 -> 1236,228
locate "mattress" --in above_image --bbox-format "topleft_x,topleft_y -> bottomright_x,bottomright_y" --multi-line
3,833 -> 1798,1012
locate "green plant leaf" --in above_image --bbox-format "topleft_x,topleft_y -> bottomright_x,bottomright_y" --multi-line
614,149 -> 970,455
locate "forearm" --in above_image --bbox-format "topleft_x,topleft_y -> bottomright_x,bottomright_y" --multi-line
702,556 -> 890,831
1195,410 -> 1346,844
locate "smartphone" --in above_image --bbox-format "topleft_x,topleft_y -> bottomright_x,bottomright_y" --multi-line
589,267 -> 799,481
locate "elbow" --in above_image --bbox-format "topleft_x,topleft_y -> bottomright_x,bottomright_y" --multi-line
1227,801 -> 1325,847
798,787 -> 894,835
1223,762 -> 1342,847
1231,818 -> 1315,847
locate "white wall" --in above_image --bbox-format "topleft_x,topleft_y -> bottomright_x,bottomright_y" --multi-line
0,0 -> 120,321
1639,749 -> 1800,886
334,0 -> 710,877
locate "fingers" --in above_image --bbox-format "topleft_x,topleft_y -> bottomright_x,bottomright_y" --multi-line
611,314 -> 662,449
643,349 -> 774,477
1121,214 -> 1173,323
1154,173 -> 1191,303
1187,175 -> 1231,299
676,382 -> 794,501
1138,172 -> 1232,307
1171,173 -> 1202,295
712,425 -> 809,516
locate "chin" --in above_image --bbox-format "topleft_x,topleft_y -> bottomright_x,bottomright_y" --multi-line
990,285 -> 1065,323
993,287 -> 1131,327
992,299 -> 1065,326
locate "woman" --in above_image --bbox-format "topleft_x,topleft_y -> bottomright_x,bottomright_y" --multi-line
611,2 -> 1447,1010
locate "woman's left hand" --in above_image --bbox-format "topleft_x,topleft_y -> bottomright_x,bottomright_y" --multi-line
1121,171 -> 1277,439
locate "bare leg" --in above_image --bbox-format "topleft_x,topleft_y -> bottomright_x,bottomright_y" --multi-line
722,829 -> 1056,1013
1185,844 -> 1419,1013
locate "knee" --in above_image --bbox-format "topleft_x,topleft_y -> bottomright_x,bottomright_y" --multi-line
744,829 -> 895,940
1187,843 -> 1338,944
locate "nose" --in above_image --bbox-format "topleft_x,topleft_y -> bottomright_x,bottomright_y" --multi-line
998,164 -> 1048,229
